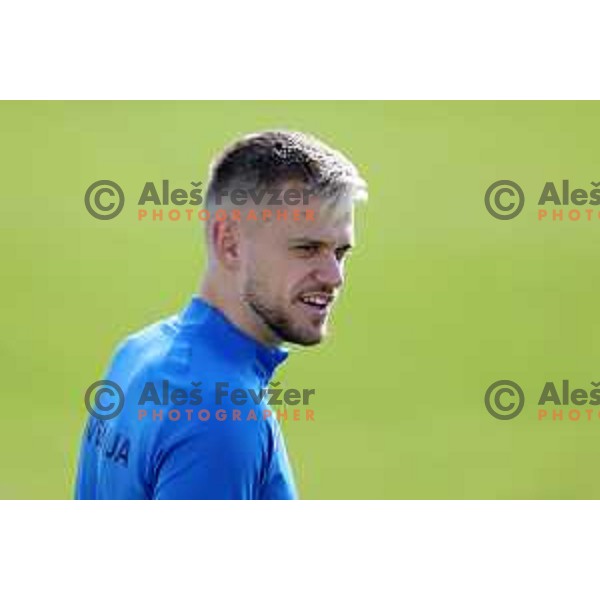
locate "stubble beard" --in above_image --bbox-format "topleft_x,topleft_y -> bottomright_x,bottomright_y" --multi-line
242,277 -> 324,347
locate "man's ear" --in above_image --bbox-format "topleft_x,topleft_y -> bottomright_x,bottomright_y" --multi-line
210,217 -> 242,269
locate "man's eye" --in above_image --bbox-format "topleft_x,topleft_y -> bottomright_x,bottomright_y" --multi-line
294,245 -> 319,256
335,248 -> 352,261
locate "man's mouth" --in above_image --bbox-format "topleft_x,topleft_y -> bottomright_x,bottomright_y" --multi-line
297,292 -> 334,316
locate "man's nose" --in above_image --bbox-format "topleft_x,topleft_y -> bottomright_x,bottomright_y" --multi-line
315,254 -> 344,289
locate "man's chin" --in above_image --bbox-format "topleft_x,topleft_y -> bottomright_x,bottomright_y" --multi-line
256,304 -> 330,346
283,324 -> 328,346
293,334 -> 323,347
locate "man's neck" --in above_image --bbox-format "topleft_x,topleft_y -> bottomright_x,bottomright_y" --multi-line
199,274 -> 281,348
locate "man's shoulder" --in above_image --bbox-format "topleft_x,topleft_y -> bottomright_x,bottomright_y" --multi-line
118,315 -> 179,353
107,312 -> 231,389
106,315 -> 182,380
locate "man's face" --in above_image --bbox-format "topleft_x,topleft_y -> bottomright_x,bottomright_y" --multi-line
239,191 -> 355,346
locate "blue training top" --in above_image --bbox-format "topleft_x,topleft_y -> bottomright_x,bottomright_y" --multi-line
75,296 -> 297,499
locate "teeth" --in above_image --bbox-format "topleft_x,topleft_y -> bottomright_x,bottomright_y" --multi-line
300,293 -> 330,307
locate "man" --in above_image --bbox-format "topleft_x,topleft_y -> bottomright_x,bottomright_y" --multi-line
75,130 -> 367,499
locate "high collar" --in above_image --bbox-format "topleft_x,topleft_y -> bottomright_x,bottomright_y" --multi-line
179,296 -> 289,381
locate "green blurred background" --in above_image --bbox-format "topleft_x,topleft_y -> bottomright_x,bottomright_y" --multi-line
1,101 -> 599,499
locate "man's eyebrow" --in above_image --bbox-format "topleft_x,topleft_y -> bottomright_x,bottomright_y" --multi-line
288,238 -> 354,251
288,237 -> 324,245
